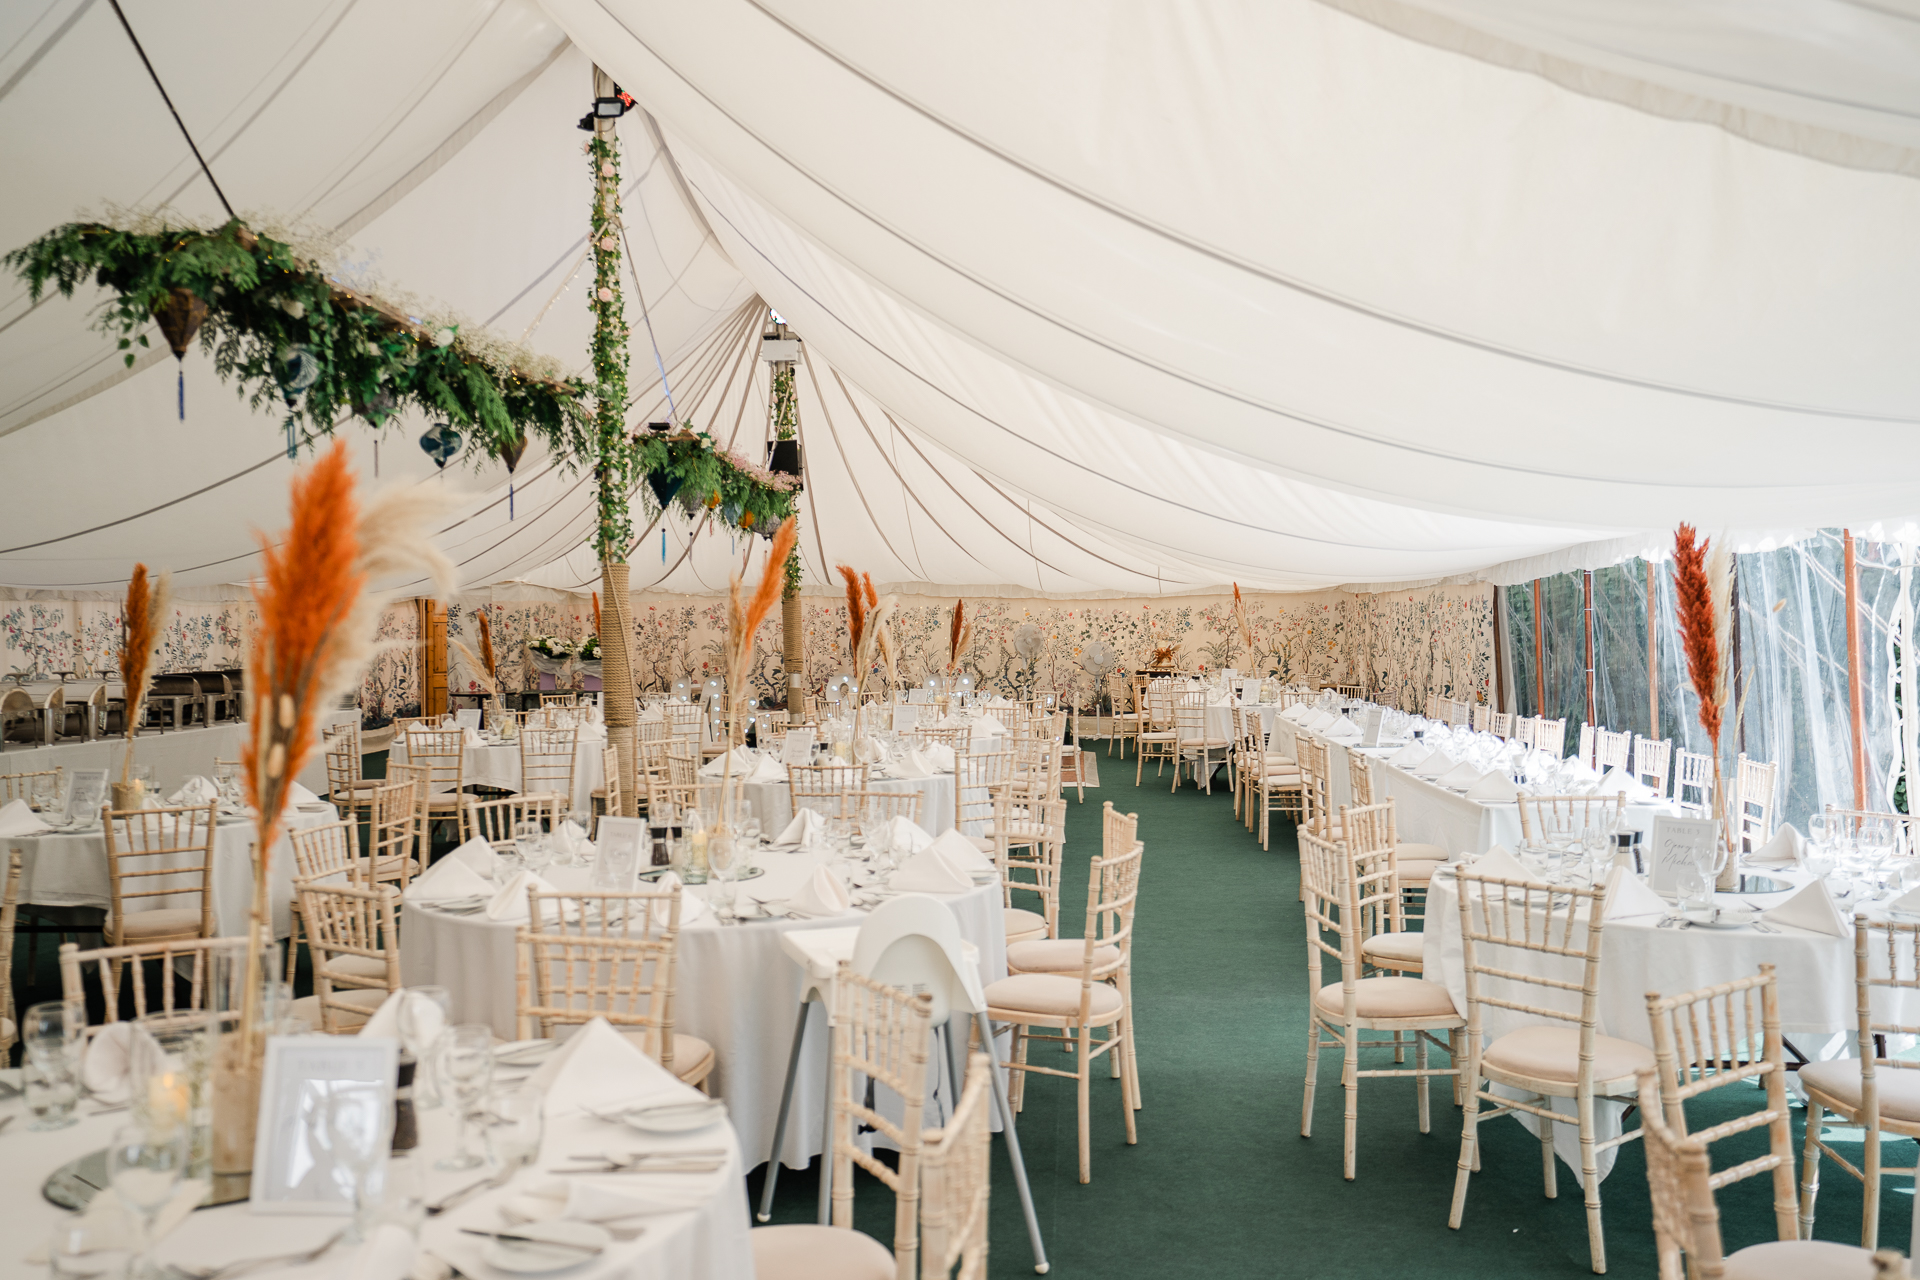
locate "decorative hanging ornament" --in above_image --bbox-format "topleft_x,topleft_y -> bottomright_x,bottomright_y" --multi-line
151,287 -> 207,421
419,421 -> 461,470
499,432 -> 527,519
275,345 -> 321,459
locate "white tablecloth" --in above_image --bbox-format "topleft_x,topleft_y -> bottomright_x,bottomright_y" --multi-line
740,771 -> 958,837
0,716 -> 348,801
1421,862 -> 1889,1180
9,804 -> 338,938
391,732 -> 606,816
1377,761 -> 1676,857
402,852 -> 1006,1170
0,1065 -> 752,1280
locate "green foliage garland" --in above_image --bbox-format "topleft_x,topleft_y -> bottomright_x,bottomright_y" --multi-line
770,365 -> 798,440
587,133 -> 636,560
634,427 -> 801,537
3,217 -> 593,467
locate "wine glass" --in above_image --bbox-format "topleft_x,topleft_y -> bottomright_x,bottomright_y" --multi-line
708,833 -> 739,923
325,1084 -> 393,1242
28,771 -> 57,812
487,1088 -> 545,1170
513,820 -> 547,874
399,987 -> 452,1110
436,1025 -> 495,1171
107,1123 -> 189,1278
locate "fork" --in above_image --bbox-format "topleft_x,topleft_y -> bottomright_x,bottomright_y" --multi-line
162,1230 -> 345,1280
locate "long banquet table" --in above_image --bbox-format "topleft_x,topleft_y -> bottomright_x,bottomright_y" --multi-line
0,713 -> 351,800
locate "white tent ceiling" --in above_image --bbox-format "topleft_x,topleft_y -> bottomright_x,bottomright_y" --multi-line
3,0 -> 1917,598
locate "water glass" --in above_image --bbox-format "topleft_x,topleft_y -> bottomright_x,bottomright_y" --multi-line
325,1084 -> 393,1242
108,1123 -> 189,1277
25,1055 -> 80,1131
47,1221 -> 133,1279
29,771 -> 57,812
486,1088 -> 545,1170
513,821 -> 547,873
398,987 -> 452,1110
371,1151 -> 427,1241
436,1025 -> 495,1171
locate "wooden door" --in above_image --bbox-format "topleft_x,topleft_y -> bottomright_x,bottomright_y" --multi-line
423,600 -> 449,718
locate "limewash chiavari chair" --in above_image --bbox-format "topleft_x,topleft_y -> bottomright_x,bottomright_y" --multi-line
1643,966 -> 1798,1250
517,886 -> 714,1090
1799,915 -> 1920,1251
1106,672 -> 1141,759
405,726 -> 468,834
1447,700 -> 1471,728
911,724 -> 972,757
750,964 -> 934,1280
463,793 -> 561,852
953,750 -> 1011,861
1469,703 -> 1489,733
1058,714 -> 1088,803
102,802 -> 217,956
1576,722 -> 1597,770
298,880 -> 401,1033
519,725 -> 579,810
667,702 -> 705,743
1342,799 -> 1441,972
59,935 -> 250,1025
385,762 -> 431,871
986,826 -> 1142,1184
997,793 -> 1067,944
323,722 -> 378,826
1593,728 -> 1631,774
841,789 -> 924,827
1241,714 -> 1303,851
1347,762 -> 1449,901
0,768 -> 61,804
365,776 -> 423,889
1133,685 -> 1178,786
1639,1064 -> 1910,1280
590,744 -> 620,835
1299,826 -> 1463,1180
1514,793 -> 1628,849
1510,716 -> 1538,751
539,692 -> 580,709
1634,735 -> 1672,800
1296,738 -> 1341,844
1490,711 -> 1514,739
1734,753 -> 1778,854
1533,716 -> 1567,758
286,818 -> 362,974
1674,748 -> 1716,816
1448,865 -> 1646,1275
918,1053 -> 994,1280
791,763 -> 871,816
0,851 -> 17,1056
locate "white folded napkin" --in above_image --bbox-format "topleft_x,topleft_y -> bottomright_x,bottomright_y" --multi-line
854,736 -> 885,765
749,755 -> 788,784
892,750 -> 934,779
0,798 -> 50,837
1750,823 -> 1805,867
1595,767 -> 1654,803
1464,771 -> 1521,803
880,815 -> 934,856
1605,874 -> 1672,920
927,827 -> 995,873
525,1016 -> 704,1117
357,989 -> 448,1046
512,1176 -> 709,1224
1413,749 -> 1458,779
775,808 -> 824,847
1324,716 -> 1362,741
1462,845 -> 1546,886
26,1173 -> 207,1264
463,727 -> 488,748
167,776 -> 217,806
1761,879 -> 1849,937
1302,709 -> 1337,731
1437,759 -> 1483,789
923,743 -> 956,772
404,856 -> 496,905
1568,759 -> 1602,783
1281,703 -> 1311,723
1386,742 -> 1430,770
787,864 -> 854,917
649,871 -> 711,928
287,780 -> 325,807
973,714 -> 1007,736
487,868 -> 558,922
700,747 -> 756,779
550,820 -> 593,862
580,721 -> 608,741
446,835 -> 498,879
892,848 -> 975,894
81,1022 -> 135,1103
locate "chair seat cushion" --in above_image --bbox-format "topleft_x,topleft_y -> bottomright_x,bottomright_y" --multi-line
1799,1058 -> 1920,1123
750,1224 -> 894,1280
1724,1240 -> 1884,1279
1482,1025 -> 1655,1085
321,953 -> 390,983
985,973 -> 1123,1020
1360,931 -> 1425,969
1397,858 -> 1445,885
116,909 -> 202,941
1004,907 -> 1048,941
1397,842 -> 1449,862
1313,976 -> 1455,1020
618,1030 -> 715,1083
991,822 -> 1051,842
1007,938 -> 1122,974
1254,770 -> 1302,784
1137,731 -> 1178,742
1263,753 -> 1297,766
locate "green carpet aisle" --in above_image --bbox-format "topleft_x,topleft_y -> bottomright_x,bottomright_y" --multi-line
748,760 -> 1913,1278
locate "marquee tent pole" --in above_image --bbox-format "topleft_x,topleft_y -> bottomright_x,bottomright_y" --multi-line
1583,569 -> 1595,729
1845,529 -> 1868,809
1647,559 -> 1658,737
1532,579 -> 1546,716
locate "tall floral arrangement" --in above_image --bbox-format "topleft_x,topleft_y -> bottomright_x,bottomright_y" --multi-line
1231,583 -> 1252,662
116,563 -> 170,788
946,598 -> 972,675
1672,523 -> 1736,866
722,519 -> 798,820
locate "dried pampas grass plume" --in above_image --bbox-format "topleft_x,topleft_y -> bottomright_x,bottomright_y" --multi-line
947,599 -> 971,673
477,608 -> 495,679
1231,582 -> 1252,655
118,564 -> 171,783
720,518 -> 798,814
1671,524 -> 1724,746
838,564 -> 866,656
453,638 -> 497,696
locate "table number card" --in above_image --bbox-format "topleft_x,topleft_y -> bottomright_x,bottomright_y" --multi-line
1647,814 -> 1720,896
779,728 -> 816,765
454,709 -> 482,730
1360,707 -> 1384,748
251,1036 -> 397,1215
65,768 -> 108,822
593,817 -> 647,888
890,704 -> 920,732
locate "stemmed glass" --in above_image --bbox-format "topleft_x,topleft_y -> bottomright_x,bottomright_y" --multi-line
24,1000 -> 82,1131
513,820 -> 548,875
29,771 -> 57,812
399,987 -> 452,1110
435,1025 -> 495,1171
487,1088 -> 545,1171
107,1123 -> 189,1278
325,1084 -> 394,1243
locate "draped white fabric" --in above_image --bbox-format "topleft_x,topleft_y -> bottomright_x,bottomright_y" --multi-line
4,0 -> 1920,597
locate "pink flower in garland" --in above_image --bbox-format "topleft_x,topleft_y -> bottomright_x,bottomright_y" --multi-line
597,287 -> 614,303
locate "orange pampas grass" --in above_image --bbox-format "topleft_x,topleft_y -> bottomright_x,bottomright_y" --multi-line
947,599 -> 972,673
117,563 -> 171,783
720,518 -> 798,817
592,591 -> 602,641
862,573 -> 878,610
477,608 -> 495,680
1231,582 -> 1252,656
838,564 -> 866,656
1671,524 -> 1724,746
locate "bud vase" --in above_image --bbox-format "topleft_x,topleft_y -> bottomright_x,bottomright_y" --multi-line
207,943 -> 283,1202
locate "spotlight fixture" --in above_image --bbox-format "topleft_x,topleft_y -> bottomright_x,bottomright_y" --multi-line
576,89 -> 636,130
647,421 -> 671,434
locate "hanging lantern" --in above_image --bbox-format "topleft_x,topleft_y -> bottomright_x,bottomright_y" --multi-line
419,421 -> 461,470
499,432 -> 528,519
646,470 -> 682,510
151,287 -> 207,421
738,509 -> 756,529
352,388 -> 396,425
275,345 -> 321,459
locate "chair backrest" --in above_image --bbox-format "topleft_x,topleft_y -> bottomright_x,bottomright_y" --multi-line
102,803 -> 218,938
790,763 -> 871,805
1446,700 -> 1470,728
1576,721 -> 1597,770
831,962 -> 935,1274
649,743 -> 703,813
1172,692 -> 1214,748
845,789 -> 925,826
0,850 -> 18,1056
516,887 -> 685,1074
919,1052 -> 993,1280
1513,792 -> 1628,847
1674,748 -> 1715,814
1644,965 -> 1796,1247
323,724 -> 362,800
519,726 -> 579,808
288,820 -> 362,886
59,935 -> 253,1023
637,716 -> 668,744
1071,834 -> 1143,989
1734,754 -> 1777,853
1143,684 -> 1176,732
0,768 -> 62,805
953,751 -> 1011,836
1634,736 -> 1672,798
463,793 -> 561,849
597,744 -> 621,833
540,692 -> 579,708
298,880 -> 402,1030
997,793 -> 1066,925
1334,799 -> 1412,943
1102,800 -> 1139,860
1826,807 -> 1915,860
406,727 -> 466,793
1453,866 -> 1620,1073
1510,716 -> 1537,750
1846,916 -> 1920,1135
912,724 -> 972,755
1535,717 -> 1567,758
1347,750 -> 1376,806
1296,738 -> 1334,837
1301,827 -> 1398,1004
1490,712 -> 1513,739
367,777 -> 421,887
667,702 -> 705,741
1594,728 -> 1631,773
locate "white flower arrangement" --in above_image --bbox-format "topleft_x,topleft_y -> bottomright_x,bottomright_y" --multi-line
528,634 -> 576,659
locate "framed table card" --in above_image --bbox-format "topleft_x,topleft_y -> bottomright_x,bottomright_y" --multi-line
65,768 -> 108,823
454,709 -> 482,730
1647,815 -> 1721,896
593,817 -> 647,888
1360,707 -> 1384,748
779,728 -> 816,765
251,1035 -> 397,1214
890,704 -> 920,732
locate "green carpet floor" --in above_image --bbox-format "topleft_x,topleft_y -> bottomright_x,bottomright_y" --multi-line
747,755 -> 1915,1278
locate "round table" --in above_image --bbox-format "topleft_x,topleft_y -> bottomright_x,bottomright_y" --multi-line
739,770 -> 958,837
390,732 -> 606,816
401,850 -> 1006,1171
